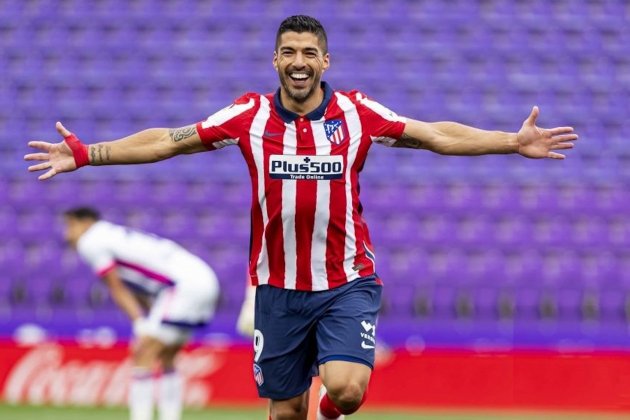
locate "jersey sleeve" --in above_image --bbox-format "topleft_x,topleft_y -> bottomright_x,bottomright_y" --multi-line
77,236 -> 116,277
351,91 -> 407,147
195,93 -> 259,151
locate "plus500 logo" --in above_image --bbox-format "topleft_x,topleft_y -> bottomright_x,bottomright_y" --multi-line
269,155 -> 344,180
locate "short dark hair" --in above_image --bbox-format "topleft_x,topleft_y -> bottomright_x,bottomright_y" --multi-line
275,15 -> 328,54
63,206 -> 101,221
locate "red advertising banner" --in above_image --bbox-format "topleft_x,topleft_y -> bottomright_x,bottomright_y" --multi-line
1,340 -> 630,412
0,340 -> 259,407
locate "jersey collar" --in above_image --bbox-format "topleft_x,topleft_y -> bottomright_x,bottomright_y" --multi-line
274,81 -> 333,123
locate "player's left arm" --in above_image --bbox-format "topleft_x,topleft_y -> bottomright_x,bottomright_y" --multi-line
396,106 -> 578,159
101,270 -> 145,322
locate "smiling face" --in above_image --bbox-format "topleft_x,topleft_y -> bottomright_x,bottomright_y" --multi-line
273,31 -> 330,111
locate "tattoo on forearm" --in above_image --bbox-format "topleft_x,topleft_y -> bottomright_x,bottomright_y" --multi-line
169,125 -> 197,142
395,133 -> 426,149
89,144 -> 112,165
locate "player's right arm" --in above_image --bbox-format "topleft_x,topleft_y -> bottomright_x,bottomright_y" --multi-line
101,269 -> 145,322
25,121 -> 205,181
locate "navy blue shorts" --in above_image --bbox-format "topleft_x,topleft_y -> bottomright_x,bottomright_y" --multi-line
252,276 -> 382,400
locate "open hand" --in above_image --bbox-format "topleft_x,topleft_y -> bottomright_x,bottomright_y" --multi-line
516,107 -> 578,159
25,122 -> 79,180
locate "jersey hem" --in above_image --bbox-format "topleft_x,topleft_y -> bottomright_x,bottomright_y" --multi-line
317,354 -> 374,370
250,272 -> 381,291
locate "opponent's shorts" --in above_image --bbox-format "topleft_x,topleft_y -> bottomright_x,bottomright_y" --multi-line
142,258 -> 219,345
252,275 -> 382,400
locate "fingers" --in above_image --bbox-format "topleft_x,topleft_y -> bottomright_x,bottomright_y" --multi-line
548,152 -> 565,160
56,121 -> 72,138
551,134 -> 578,142
27,162 -> 52,172
551,143 -> 574,150
38,168 -> 57,181
24,152 -> 49,162
549,126 -> 575,135
27,141 -> 54,152
525,106 -> 539,125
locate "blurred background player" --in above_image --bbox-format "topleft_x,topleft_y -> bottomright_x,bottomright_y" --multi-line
27,15 -> 578,420
62,207 -> 219,420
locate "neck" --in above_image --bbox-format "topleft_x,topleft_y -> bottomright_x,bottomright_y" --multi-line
279,85 -> 325,116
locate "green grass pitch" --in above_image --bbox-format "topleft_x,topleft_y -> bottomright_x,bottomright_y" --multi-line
0,404 -> 628,419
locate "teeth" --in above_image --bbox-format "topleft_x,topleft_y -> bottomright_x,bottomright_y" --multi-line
290,73 -> 309,80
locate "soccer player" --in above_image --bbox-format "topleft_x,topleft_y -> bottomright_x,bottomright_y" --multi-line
27,15 -> 578,420
62,207 -> 219,420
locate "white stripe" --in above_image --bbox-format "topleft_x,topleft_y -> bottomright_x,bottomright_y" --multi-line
282,123 -> 298,289
250,96 -> 271,285
358,93 -> 407,147
201,98 -> 256,129
335,92 -> 362,281
212,138 -> 239,149
356,93 -> 406,123
310,119 -> 332,291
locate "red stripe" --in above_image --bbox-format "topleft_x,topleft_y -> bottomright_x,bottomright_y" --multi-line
115,260 -> 175,285
96,262 -> 116,277
352,113 -> 378,279
262,109 -> 287,288
324,99 -> 352,287
294,120 -> 317,290
239,106 -> 264,286
354,123 -> 377,279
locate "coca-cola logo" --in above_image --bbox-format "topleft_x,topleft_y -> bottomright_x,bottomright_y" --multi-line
3,344 -> 224,407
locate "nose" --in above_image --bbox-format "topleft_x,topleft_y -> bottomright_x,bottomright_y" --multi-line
292,52 -> 306,68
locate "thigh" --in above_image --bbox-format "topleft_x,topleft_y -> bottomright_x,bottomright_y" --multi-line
132,335 -> 167,367
253,286 -> 318,400
316,277 -> 382,369
144,289 -> 194,345
158,342 -> 185,370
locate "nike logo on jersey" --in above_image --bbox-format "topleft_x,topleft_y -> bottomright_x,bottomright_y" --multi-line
361,341 -> 375,349
263,130 -> 284,137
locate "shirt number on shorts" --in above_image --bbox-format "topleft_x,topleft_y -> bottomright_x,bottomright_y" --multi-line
253,329 -> 264,362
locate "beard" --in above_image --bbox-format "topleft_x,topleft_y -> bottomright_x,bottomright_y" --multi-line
279,71 -> 321,104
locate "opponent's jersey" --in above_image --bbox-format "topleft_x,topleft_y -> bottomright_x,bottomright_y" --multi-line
196,82 -> 406,291
77,220 -> 210,295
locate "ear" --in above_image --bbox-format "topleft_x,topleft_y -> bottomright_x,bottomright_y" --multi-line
273,51 -> 278,72
322,52 -> 330,72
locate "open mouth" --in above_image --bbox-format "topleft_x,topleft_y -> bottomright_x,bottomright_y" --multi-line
288,72 -> 310,87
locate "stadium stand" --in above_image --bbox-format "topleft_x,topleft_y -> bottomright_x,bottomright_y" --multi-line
1,0 -> 628,349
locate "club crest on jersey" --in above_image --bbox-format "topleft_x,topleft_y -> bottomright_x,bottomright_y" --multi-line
269,155 -> 344,180
253,363 -> 264,386
324,119 -> 348,145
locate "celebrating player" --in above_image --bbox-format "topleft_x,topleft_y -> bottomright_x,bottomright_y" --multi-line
62,207 -> 219,420
27,15 -> 577,420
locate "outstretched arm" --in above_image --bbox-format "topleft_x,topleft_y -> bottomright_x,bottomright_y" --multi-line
395,106 -> 578,159
25,122 -> 205,180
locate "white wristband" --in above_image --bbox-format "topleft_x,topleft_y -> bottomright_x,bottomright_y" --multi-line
132,317 -> 150,337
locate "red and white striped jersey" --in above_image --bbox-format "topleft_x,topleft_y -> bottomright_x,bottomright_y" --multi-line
196,82 -> 406,291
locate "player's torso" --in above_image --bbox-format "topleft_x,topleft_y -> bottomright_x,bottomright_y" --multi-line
241,91 -> 370,200
82,222 -> 200,294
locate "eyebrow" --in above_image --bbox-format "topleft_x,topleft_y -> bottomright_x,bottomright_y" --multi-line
279,46 -> 321,54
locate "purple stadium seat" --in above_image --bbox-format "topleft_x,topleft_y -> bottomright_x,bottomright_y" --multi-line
2,1 -> 628,347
